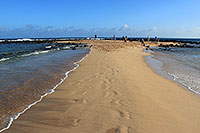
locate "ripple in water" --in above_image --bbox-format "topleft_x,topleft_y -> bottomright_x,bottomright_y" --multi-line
0,43 -> 90,131
146,47 -> 200,95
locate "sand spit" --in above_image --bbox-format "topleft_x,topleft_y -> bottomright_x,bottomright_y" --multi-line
6,40 -> 200,133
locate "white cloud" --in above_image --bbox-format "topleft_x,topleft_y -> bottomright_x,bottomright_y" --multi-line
124,24 -> 129,28
152,27 -> 158,30
0,25 -> 200,38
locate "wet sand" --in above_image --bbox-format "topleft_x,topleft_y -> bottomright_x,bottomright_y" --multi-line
6,40 -> 200,133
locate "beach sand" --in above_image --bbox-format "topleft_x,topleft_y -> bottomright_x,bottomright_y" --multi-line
6,40 -> 200,133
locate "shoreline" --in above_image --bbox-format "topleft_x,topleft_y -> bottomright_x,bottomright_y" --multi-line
0,49 -> 91,132
146,48 -> 200,96
5,40 -> 200,133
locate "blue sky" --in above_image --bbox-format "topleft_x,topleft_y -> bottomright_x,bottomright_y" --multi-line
0,0 -> 200,38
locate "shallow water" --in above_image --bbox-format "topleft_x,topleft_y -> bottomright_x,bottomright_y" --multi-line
146,47 -> 200,95
0,43 -> 90,131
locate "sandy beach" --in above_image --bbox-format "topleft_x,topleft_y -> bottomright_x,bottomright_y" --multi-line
6,40 -> 200,133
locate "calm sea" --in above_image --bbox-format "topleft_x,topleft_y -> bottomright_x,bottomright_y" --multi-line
0,42 -> 90,131
146,46 -> 200,95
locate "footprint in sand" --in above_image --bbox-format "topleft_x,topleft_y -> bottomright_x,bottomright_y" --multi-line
119,111 -> 132,119
111,99 -> 123,105
112,91 -> 118,96
71,118 -> 81,127
106,127 -> 120,133
109,79 -> 115,83
82,91 -> 87,95
106,126 -> 133,133
41,117 -> 81,127
104,78 -> 115,84
100,72 -> 107,76
111,68 -> 119,76
112,110 -> 132,120
72,98 -> 88,104
103,90 -> 119,98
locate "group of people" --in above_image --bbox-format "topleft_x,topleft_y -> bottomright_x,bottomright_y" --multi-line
88,34 -> 128,42
88,35 -> 157,49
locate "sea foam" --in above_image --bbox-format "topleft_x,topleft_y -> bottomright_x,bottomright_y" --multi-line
0,49 -> 91,132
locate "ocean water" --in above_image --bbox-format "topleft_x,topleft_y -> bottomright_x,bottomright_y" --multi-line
0,43 -> 90,131
146,46 -> 200,95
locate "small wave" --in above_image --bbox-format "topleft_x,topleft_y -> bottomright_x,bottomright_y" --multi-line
62,46 -> 70,49
168,72 -> 200,95
21,50 -> 50,57
45,46 -> 52,49
0,58 -> 10,62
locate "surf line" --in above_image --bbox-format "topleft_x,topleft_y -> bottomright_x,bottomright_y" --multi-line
0,48 -> 91,132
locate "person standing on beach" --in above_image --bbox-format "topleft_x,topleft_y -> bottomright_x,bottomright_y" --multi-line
113,35 -> 116,40
124,36 -> 128,42
155,36 -> 158,41
95,34 -> 97,40
122,36 -> 124,41
122,36 -> 127,42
